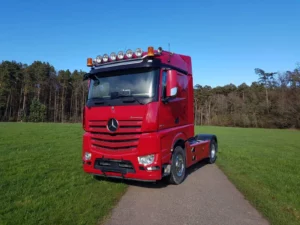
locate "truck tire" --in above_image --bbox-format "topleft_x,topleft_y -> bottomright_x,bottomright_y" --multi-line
168,146 -> 186,185
206,139 -> 217,164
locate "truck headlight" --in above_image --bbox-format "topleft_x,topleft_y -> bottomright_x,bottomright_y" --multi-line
84,152 -> 92,161
138,154 -> 155,166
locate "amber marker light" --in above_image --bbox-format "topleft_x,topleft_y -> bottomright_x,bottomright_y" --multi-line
147,46 -> 155,56
87,58 -> 93,67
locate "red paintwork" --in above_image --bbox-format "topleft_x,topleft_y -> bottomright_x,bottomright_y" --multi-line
82,49 -> 211,181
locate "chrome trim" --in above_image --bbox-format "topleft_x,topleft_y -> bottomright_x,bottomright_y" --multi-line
93,58 -> 144,69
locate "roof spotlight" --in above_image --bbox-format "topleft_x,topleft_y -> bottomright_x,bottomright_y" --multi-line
118,51 -> 124,59
110,52 -> 117,61
135,48 -> 143,57
158,47 -> 163,54
103,54 -> 109,62
126,49 -> 133,58
96,55 -> 102,63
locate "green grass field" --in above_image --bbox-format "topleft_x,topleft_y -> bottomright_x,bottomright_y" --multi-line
196,126 -> 300,225
0,123 -> 299,225
0,123 -> 127,225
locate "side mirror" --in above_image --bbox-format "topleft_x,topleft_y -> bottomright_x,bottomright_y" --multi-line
166,70 -> 177,98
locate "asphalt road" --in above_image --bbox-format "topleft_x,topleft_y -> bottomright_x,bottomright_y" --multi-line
104,163 -> 269,225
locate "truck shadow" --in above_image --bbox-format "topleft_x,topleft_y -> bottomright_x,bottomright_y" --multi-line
93,161 -> 209,189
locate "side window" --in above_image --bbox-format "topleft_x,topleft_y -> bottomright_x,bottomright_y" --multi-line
161,71 -> 167,98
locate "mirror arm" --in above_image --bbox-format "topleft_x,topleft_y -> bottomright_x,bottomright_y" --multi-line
162,95 -> 176,104
83,73 -> 96,81
83,73 -> 89,81
162,97 -> 170,104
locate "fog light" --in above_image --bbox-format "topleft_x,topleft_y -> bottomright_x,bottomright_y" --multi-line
138,154 -> 155,166
84,152 -> 92,161
146,166 -> 160,171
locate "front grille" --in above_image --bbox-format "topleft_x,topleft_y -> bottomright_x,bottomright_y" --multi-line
88,120 -> 142,133
89,120 -> 142,151
94,158 -> 135,174
91,133 -> 141,151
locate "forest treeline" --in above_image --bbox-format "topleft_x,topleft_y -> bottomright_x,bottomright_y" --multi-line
0,61 -> 88,123
194,65 -> 300,128
0,60 -> 299,128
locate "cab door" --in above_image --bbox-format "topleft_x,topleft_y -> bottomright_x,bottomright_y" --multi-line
158,69 -> 188,131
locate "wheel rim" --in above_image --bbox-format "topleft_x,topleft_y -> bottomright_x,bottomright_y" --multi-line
211,144 -> 216,159
175,154 -> 184,177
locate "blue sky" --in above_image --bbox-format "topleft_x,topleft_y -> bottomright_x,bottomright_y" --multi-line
0,0 -> 299,87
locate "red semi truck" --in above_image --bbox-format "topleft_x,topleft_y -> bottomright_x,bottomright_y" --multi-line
82,46 -> 218,184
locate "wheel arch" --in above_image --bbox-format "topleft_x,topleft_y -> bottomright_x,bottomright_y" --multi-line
171,132 -> 187,151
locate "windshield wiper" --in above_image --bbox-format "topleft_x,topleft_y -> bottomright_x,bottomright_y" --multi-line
89,97 -> 111,106
110,92 -> 144,105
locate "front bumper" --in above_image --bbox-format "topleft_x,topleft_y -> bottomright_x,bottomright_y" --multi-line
83,156 -> 162,181
82,132 -> 164,181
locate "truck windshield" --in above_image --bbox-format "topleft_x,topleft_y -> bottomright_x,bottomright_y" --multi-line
88,68 -> 159,105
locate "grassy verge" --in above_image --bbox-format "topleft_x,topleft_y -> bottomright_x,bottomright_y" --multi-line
196,126 -> 300,225
0,123 -> 127,225
1,123 -> 299,225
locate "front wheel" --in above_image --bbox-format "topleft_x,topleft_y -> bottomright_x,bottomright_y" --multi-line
206,139 -> 217,164
168,146 -> 186,185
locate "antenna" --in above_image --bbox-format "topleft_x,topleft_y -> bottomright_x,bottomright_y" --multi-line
168,43 -> 172,62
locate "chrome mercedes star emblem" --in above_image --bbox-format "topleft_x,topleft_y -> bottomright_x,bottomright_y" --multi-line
107,118 -> 118,132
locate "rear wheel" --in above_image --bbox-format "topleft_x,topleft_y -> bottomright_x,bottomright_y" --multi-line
207,139 -> 217,164
168,146 -> 186,185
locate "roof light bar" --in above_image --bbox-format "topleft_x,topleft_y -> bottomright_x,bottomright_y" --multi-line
88,46 -> 163,67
